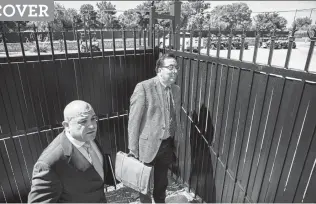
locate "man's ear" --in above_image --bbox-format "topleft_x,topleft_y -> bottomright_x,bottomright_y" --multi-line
62,121 -> 69,129
157,68 -> 161,73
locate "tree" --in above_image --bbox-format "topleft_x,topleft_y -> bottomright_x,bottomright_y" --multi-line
58,8 -> 79,29
186,13 -> 205,30
291,17 -> 313,33
26,21 -> 49,31
96,1 -> 120,29
181,1 -> 210,29
80,4 -> 94,16
118,1 -> 170,30
65,8 -> 79,24
25,3 -> 78,31
152,1 -> 171,30
49,2 -> 68,31
134,1 -> 155,29
118,9 -> 139,29
0,21 -> 28,32
116,1 -> 151,30
253,12 -> 288,32
78,4 -> 107,30
208,3 -> 252,30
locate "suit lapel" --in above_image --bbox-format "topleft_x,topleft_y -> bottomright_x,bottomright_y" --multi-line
61,131 -> 92,172
154,76 -> 164,109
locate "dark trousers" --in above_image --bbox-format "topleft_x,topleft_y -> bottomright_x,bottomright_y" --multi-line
140,137 -> 174,203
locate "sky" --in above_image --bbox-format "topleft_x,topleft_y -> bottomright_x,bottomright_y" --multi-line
56,1 -> 316,27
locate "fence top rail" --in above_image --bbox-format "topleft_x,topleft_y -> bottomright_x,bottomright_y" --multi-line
0,48 -> 154,64
166,49 -> 316,82
158,27 -> 315,72
0,26 -> 157,63
0,27 -> 301,34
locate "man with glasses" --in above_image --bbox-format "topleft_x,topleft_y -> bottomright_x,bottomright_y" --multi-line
128,53 -> 184,203
28,100 -> 116,203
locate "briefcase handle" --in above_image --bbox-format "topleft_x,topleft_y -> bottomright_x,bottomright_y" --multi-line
127,151 -> 146,164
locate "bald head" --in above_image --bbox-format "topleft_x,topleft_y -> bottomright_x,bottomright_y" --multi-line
62,100 -> 97,142
63,100 -> 94,122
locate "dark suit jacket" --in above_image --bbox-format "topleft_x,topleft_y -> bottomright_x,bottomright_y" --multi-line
128,76 -> 186,164
28,131 -> 116,203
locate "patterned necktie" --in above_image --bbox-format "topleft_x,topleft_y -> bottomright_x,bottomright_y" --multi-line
83,141 -> 104,181
166,86 -> 176,137
166,86 -> 171,111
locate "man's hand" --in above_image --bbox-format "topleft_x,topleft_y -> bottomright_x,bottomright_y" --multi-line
127,151 -> 138,159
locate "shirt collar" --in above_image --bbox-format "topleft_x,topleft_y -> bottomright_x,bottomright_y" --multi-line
65,131 -> 85,148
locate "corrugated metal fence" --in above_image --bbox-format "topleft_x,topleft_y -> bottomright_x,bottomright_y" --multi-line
1,23 -> 316,203
0,26 -> 158,202
165,28 -> 316,203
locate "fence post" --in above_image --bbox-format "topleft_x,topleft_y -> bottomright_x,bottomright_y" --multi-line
0,25 -> 10,63
216,27 -> 221,58
239,28 -> 245,61
170,0 -> 181,50
305,36 -> 316,72
227,28 -> 233,59
252,29 -> 260,64
268,28 -> 276,66
17,22 -> 26,62
284,26 -> 296,69
149,6 -> 155,48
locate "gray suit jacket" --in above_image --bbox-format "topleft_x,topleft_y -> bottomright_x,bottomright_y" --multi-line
128,76 -> 183,163
28,131 -> 116,203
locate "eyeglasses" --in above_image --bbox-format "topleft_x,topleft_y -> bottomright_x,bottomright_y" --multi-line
161,65 -> 180,71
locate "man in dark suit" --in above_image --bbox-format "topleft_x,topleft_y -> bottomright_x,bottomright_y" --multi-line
128,53 -> 186,203
28,100 -> 116,203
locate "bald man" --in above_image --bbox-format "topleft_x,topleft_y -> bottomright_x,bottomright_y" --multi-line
28,100 -> 116,203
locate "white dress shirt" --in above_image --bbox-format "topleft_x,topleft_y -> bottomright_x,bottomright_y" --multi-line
65,131 -> 103,166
